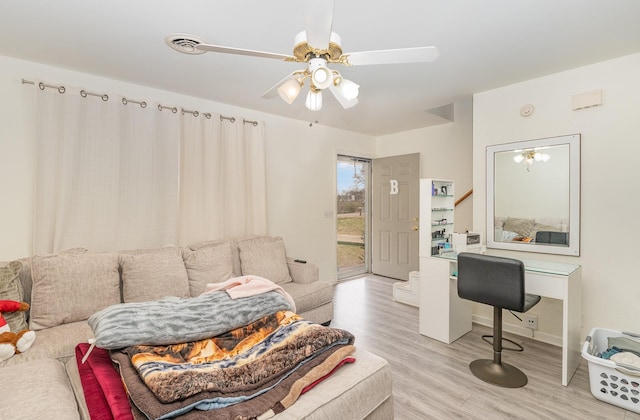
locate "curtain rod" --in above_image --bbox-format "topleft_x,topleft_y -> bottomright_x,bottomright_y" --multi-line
21,78 -> 259,126
219,116 -> 258,126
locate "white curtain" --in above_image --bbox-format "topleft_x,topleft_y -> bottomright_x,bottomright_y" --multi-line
33,85 -> 180,253
177,114 -> 267,245
32,82 -> 267,254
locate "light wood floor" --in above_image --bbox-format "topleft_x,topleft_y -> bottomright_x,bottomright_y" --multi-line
330,275 -> 640,420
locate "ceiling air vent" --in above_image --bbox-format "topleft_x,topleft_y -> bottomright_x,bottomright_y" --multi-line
165,33 -> 206,55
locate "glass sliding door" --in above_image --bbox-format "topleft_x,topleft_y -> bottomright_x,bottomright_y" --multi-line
336,155 -> 371,280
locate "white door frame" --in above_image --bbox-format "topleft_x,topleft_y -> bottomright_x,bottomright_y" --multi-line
336,154 -> 372,280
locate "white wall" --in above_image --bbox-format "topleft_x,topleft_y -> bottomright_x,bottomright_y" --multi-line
377,98 -> 474,232
264,120 -> 375,282
0,55 -> 376,283
473,52 -> 640,339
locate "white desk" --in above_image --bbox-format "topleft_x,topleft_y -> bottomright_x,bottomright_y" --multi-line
419,252 -> 582,386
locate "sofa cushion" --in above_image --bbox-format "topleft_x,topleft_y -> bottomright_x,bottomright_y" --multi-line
120,247 -> 190,303
0,321 -> 93,367
30,252 -> 120,331
280,281 -> 334,314
0,358 -> 81,419
189,238 -> 242,277
0,260 -> 27,331
238,236 -> 292,284
182,241 -> 234,296
15,257 -> 33,307
65,356 -> 90,420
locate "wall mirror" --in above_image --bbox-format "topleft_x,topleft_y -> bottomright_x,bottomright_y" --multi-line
486,134 -> 580,256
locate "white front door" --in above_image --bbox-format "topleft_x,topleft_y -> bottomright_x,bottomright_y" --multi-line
371,153 -> 420,280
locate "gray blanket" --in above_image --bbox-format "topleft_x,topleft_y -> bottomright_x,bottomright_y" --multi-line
88,290 -> 292,349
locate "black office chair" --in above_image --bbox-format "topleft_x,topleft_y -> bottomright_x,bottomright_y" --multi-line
535,230 -> 568,245
457,252 -> 541,388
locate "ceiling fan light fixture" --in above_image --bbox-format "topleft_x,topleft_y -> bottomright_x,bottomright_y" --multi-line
335,78 -> 359,101
311,66 -> 333,89
278,78 -> 303,104
305,88 -> 323,111
308,57 -> 333,90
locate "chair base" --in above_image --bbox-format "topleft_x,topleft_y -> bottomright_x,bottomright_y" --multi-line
481,334 -> 524,352
469,359 -> 528,388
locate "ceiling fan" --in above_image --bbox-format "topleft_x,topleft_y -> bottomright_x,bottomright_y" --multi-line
165,0 -> 439,111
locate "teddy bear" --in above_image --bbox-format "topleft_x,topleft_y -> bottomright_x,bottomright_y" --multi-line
0,299 -> 36,362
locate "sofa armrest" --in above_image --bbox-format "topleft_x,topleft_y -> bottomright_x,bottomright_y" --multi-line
287,258 -> 319,285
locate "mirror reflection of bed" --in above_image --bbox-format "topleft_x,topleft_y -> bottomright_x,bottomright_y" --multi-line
486,134 -> 580,256
495,216 -> 568,245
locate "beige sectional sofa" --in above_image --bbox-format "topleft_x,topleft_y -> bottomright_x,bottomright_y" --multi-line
0,236 -> 393,419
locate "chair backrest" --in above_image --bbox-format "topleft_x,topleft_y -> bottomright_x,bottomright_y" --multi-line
535,231 -> 568,245
457,253 -> 526,311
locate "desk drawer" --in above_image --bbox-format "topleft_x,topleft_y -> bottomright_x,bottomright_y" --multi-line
525,271 -> 564,299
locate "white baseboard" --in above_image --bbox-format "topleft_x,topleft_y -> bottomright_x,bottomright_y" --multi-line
472,314 -> 562,348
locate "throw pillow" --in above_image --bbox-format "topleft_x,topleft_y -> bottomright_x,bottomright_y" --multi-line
30,251 -> 120,331
238,236 -> 292,284
182,241 -> 234,297
189,238 -> 242,277
0,260 -> 27,331
120,247 -> 190,303
531,222 -> 561,234
503,217 -> 535,237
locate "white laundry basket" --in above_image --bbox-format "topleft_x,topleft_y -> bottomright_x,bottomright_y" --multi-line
581,327 -> 640,413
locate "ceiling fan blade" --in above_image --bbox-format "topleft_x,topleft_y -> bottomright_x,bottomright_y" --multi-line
196,43 -> 294,61
329,85 -> 358,109
343,46 -> 439,66
304,0 -> 334,50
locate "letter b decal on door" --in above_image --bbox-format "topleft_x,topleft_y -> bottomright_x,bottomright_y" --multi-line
390,179 -> 399,195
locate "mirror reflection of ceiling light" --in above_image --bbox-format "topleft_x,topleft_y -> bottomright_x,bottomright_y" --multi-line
513,149 -> 550,170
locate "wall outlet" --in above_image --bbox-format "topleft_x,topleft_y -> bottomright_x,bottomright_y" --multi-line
524,314 -> 538,330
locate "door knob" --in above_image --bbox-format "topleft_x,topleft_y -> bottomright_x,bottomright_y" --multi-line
412,226 -> 419,231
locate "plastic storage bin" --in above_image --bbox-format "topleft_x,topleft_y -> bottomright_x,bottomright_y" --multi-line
581,327 -> 640,413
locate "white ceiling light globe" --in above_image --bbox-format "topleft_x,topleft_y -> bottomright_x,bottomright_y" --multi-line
305,89 -> 323,111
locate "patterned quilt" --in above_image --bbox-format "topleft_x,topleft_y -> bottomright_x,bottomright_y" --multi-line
109,310 -> 356,419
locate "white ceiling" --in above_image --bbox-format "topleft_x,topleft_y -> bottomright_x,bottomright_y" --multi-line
2,0 -> 640,136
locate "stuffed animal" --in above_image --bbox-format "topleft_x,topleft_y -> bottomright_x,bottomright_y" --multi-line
0,300 -> 36,362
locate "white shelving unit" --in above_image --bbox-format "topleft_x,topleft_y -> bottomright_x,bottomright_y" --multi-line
418,179 -> 472,343
419,179 -> 455,257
